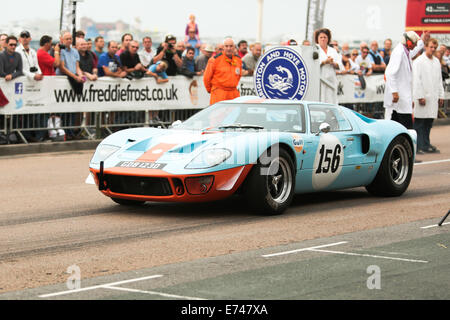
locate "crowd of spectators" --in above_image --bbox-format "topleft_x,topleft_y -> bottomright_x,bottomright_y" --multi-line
3,23 -> 447,86
0,14 -> 449,143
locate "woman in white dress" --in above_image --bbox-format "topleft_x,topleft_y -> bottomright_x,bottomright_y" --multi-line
315,28 -> 340,104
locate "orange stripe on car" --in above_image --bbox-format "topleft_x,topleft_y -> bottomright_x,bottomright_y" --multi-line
137,143 -> 177,162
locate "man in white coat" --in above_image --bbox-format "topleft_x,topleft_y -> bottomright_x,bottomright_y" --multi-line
383,31 -> 428,129
413,38 -> 444,154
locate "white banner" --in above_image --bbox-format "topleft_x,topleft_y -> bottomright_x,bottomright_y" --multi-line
0,75 -> 448,115
336,74 -> 387,104
0,76 -> 211,115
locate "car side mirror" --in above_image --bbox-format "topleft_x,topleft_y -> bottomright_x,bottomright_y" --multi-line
316,122 -> 331,136
171,120 -> 182,128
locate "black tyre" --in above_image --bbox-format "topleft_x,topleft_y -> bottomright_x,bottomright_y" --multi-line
244,147 -> 295,215
366,135 -> 413,197
111,198 -> 146,206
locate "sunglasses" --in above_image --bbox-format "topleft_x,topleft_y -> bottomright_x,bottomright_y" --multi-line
8,43 -> 17,47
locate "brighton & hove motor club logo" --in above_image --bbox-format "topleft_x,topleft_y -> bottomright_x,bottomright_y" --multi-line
254,47 -> 309,100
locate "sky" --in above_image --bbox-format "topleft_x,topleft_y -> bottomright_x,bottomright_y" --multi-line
1,0 -> 407,43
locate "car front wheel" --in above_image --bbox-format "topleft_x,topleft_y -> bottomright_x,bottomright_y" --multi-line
244,147 -> 295,215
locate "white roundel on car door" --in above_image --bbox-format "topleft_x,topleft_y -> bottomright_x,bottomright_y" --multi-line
312,133 -> 344,190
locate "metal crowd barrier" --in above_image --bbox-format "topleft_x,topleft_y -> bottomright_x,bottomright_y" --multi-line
5,109 -> 200,144
0,115 -> 6,135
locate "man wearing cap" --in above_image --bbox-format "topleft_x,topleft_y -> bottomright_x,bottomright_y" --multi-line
203,37 -> 242,105
16,31 -> 43,81
195,44 -> 214,72
154,35 -> 183,76
383,31 -> 429,129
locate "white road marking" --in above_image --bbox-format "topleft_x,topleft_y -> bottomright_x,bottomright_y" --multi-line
414,159 -> 450,166
262,241 -> 348,258
104,286 -> 206,300
263,241 -> 428,263
420,222 -> 450,229
38,274 -> 163,298
310,249 -> 429,263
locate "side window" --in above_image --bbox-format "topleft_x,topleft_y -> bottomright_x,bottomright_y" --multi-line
309,105 -> 352,133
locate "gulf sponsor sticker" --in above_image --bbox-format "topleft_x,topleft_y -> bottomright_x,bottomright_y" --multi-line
292,134 -> 304,153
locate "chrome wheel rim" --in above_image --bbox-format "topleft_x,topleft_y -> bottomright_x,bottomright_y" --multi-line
267,157 -> 292,204
389,144 -> 409,185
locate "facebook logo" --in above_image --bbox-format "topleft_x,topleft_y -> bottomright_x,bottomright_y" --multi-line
15,83 -> 23,94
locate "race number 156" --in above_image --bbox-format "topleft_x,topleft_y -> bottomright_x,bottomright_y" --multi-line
316,144 -> 342,174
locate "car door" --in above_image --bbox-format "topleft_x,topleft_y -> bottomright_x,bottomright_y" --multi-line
297,104 -> 369,192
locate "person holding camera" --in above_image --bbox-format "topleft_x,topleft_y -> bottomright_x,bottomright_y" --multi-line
154,35 -> 183,76
16,31 -> 43,81
37,35 -> 61,76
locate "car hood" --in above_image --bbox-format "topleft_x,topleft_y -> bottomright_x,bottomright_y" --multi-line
90,127 -> 292,174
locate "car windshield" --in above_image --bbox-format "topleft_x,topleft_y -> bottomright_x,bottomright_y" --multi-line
176,102 -> 305,132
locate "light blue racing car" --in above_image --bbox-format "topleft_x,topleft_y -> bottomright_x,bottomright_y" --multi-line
88,96 -> 416,215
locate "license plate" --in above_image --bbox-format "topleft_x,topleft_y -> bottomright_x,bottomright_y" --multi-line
116,161 -> 167,170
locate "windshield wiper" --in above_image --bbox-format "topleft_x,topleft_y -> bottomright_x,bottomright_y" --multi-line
218,123 -> 264,130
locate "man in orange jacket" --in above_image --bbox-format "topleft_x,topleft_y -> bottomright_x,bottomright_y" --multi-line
203,37 -> 242,105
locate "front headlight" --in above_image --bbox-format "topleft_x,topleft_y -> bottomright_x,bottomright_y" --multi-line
91,144 -> 120,164
185,148 -> 231,169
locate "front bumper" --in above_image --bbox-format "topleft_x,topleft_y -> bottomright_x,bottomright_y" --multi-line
89,165 -> 253,202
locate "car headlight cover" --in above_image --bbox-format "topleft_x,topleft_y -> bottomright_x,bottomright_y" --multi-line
91,144 -> 120,163
186,148 -> 231,169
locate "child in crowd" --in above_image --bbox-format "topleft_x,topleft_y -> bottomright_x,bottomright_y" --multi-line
185,14 -> 200,42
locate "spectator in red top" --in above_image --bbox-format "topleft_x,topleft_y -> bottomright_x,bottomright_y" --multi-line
37,35 -> 61,76
237,40 -> 248,58
117,33 -> 133,56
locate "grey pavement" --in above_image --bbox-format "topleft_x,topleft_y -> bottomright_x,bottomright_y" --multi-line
2,216 -> 448,300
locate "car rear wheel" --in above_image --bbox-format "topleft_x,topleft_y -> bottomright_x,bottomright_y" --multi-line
244,148 -> 295,215
366,135 -> 413,196
111,198 -> 146,206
